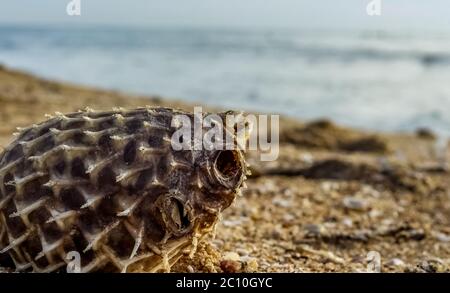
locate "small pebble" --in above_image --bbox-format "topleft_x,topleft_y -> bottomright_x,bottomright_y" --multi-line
186,265 -> 194,273
236,248 -> 250,256
223,252 -> 241,262
222,218 -> 245,227
220,252 -> 242,273
418,259 -> 446,273
343,196 -> 369,211
283,188 -> 294,197
282,213 -> 295,223
304,224 -> 326,235
434,232 -> 450,242
270,229 -> 283,239
342,218 -> 353,227
416,128 -> 436,140
386,258 -> 405,267
300,153 -> 314,164
320,182 -> 337,192
369,209 -> 382,218
361,185 -> 380,198
245,258 -> 259,272
272,198 -> 291,208
220,260 -> 242,273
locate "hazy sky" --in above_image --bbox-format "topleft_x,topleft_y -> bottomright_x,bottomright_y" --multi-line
0,0 -> 449,30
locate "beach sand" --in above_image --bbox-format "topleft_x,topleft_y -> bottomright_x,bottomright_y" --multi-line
0,65 -> 449,272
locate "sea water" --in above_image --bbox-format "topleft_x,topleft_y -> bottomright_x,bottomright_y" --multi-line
0,25 -> 449,137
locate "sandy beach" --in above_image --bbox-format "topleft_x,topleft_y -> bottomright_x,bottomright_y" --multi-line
0,65 -> 449,272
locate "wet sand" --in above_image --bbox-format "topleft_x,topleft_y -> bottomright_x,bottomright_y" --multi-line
0,65 -> 449,272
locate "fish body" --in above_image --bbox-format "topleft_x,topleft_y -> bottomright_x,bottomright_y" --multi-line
0,107 -> 247,272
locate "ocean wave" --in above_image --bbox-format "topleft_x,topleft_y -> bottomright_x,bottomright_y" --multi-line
2,28 -> 449,67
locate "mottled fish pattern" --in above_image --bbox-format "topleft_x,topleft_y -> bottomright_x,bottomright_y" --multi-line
0,107 -> 248,272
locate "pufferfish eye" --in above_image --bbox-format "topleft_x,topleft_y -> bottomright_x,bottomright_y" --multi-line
168,197 -> 190,230
157,195 -> 193,236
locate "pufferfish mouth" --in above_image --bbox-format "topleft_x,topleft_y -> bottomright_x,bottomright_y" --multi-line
211,149 -> 246,190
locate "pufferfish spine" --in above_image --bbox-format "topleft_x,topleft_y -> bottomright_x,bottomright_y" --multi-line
0,107 -> 248,273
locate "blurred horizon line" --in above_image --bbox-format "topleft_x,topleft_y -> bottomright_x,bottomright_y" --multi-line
2,21 -> 450,37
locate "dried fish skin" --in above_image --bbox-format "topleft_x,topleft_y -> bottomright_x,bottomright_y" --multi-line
0,107 -> 248,272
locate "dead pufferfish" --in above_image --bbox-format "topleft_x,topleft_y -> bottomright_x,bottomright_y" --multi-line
0,107 -> 249,273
